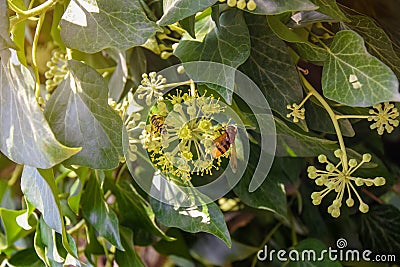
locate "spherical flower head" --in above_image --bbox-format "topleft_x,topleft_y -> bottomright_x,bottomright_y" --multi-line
140,88 -> 232,181
307,150 -> 386,218
368,102 -> 399,135
247,0 -> 257,11
137,72 -> 167,106
286,103 -> 305,123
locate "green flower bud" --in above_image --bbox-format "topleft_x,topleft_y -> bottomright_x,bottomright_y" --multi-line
318,154 -> 327,163
359,203 -> 369,213
346,198 -> 354,207
362,153 -> 372,162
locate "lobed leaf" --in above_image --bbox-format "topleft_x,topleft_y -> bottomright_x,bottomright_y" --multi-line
150,187 -> 231,247
0,50 -> 80,168
343,13 -> 400,79
158,0 -> 217,26
241,15 -> 304,120
60,0 -> 160,53
322,30 -> 400,107
44,60 -> 123,170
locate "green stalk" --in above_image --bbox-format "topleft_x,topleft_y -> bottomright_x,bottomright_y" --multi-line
299,74 -> 348,171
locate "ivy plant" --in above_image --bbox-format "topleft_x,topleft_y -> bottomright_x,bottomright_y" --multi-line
1,0 -> 400,266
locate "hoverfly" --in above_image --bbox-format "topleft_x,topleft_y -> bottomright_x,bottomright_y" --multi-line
212,125 -> 237,173
150,115 -> 167,134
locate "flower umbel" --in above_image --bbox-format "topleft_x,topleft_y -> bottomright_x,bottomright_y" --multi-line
307,149 -> 386,218
136,72 -> 167,106
142,89 -> 231,181
286,103 -> 305,123
368,102 -> 399,135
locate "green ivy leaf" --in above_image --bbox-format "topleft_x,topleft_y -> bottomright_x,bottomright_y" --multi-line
322,30 -> 400,107
82,174 -> 123,250
150,187 -> 231,248
305,101 -> 355,137
343,13 -> 400,79
59,0 -> 160,53
241,15 -> 304,120
21,169 -> 58,227
234,150 -> 288,220
175,9 -> 250,67
179,14 -> 196,39
34,218 -> 80,267
21,167 -> 76,258
112,181 -> 174,244
275,117 -> 337,157
246,0 -> 317,15
309,0 -> 349,22
0,50 -> 80,168
67,167 -> 89,214
44,60 -> 123,170
7,248 -> 45,267
359,204 -> 400,254
175,9 -> 250,103
0,0 -> 17,50
158,0 -> 216,26
287,238 -> 341,266
266,15 -> 328,62
115,227 -> 145,267
0,208 -> 32,251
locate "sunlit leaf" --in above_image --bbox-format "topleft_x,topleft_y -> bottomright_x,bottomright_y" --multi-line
175,9 -> 250,68
21,167 -> 76,257
322,30 -> 400,107
60,0 -> 160,53
343,12 -> 400,79
150,186 -> 231,247
158,0 -> 216,26
0,50 -> 80,168
44,60 -> 123,169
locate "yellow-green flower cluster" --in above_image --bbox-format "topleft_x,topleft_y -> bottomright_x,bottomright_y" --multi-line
137,72 -> 167,106
141,90 -> 229,181
307,149 -> 386,218
220,0 -> 257,11
286,103 -> 305,123
44,49 -> 68,95
142,25 -> 183,60
368,102 -> 399,135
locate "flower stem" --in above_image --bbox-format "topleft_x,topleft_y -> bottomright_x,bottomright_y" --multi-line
32,13 -> 45,100
299,74 -> 348,171
9,0 -> 59,27
335,115 -> 370,120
